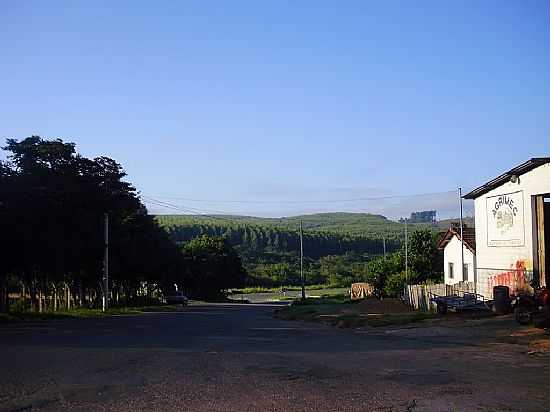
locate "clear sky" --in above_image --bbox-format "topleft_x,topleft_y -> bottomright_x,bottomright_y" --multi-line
1,1 -> 549,218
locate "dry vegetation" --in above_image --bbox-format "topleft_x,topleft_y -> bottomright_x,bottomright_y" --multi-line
275,296 -> 437,328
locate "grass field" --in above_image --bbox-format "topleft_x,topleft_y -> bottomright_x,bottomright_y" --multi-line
0,305 -> 183,323
229,284 -> 331,294
228,287 -> 350,303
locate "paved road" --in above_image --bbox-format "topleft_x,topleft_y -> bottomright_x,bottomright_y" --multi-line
1,303 -> 549,411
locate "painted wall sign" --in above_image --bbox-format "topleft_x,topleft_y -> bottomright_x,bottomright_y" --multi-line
486,190 -> 525,247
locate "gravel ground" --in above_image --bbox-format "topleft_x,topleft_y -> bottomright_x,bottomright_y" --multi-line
1,303 -> 550,411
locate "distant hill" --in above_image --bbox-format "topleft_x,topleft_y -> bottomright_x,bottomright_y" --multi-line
157,212 -> 407,237
155,212 -> 472,286
155,212 -> 471,238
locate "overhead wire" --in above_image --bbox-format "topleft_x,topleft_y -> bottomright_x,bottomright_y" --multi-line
142,195 -> 239,223
144,190 -> 459,205
142,189 -> 474,223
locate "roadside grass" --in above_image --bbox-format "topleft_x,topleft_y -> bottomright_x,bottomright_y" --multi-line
0,304 -> 183,323
275,296 -> 437,328
228,287 -> 350,303
230,284 -> 333,294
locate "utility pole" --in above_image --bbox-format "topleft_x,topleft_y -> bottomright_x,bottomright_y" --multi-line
405,218 -> 408,283
459,187 -> 465,282
102,213 -> 109,312
300,220 -> 305,301
280,263 -> 284,293
383,235 -> 386,259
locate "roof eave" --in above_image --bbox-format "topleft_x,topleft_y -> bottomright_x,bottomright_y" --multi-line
464,158 -> 550,200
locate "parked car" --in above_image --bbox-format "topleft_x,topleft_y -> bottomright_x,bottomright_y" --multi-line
165,291 -> 189,306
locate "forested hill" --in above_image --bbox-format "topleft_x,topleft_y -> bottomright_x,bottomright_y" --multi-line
155,213 -> 402,260
155,213 -> 471,286
157,212 -> 407,238
155,212 -> 473,239
155,213 -> 403,286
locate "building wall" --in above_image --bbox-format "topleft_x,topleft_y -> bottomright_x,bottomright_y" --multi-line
443,235 -> 476,285
473,163 -> 550,298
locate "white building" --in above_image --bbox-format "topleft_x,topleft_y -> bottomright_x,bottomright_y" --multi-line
464,158 -> 550,298
437,226 -> 476,286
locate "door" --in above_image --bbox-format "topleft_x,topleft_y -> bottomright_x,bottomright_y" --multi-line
534,195 -> 549,287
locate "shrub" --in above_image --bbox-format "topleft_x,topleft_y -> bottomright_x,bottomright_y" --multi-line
383,270 -> 419,297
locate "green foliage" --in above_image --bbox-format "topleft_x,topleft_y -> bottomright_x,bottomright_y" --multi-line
365,228 -> 443,297
155,215 -> 403,287
366,253 -> 404,291
157,212 -> 411,238
182,235 -> 246,299
0,136 -> 185,311
407,228 -> 439,281
319,255 -> 369,287
383,271 -> 416,297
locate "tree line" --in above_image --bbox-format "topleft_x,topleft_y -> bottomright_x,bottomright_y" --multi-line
0,137 -> 246,313
156,217 -> 443,293
156,217 -> 408,288
157,216 -> 401,260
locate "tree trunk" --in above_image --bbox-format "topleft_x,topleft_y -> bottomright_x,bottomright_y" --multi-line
29,278 -> 37,312
0,273 -> 8,313
78,282 -> 84,308
38,286 -> 42,313
53,284 -> 58,312
21,282 -> 26,310
66,283 -> 71,310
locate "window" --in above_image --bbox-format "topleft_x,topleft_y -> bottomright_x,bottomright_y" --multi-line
448,262 -> 454,279
463,264 -> 468,281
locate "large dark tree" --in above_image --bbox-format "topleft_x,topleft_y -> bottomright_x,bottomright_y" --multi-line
0,136 -> 185,312
182,235 -> 246,299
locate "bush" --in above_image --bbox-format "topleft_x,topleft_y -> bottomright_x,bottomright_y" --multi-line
383,270 -> 419,297
9,299 -> 28,313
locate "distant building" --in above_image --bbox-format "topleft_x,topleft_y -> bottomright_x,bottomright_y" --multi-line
464,158 -> 550,298
437,225 -> 476,285
400,210 -> 437,223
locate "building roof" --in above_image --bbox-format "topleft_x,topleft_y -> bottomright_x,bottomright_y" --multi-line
464,158 -> 550,199
437,225 -> 476,253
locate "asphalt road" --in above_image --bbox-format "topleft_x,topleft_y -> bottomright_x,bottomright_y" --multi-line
1,303 -> 550,411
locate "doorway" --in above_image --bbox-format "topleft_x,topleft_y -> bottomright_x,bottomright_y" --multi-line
534,195 -> 550,287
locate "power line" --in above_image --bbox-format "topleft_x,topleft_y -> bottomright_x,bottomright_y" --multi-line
145,197 -> 231,215
142,196 -> 240,223
144,190 -> 459,205
142,190 -> 475,224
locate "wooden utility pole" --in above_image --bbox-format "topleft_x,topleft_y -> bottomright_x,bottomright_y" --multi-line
300,220 -> 305,301
383,236 -> 386,259
102,213 -> 109,312
459,187 -> 465,282
405,218 -> 408,283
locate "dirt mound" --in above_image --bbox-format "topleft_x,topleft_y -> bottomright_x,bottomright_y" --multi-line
356,298 -> 412,314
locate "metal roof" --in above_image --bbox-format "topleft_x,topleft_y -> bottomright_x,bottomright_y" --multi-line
437,226 -> 476,253
463,158 -> 550,200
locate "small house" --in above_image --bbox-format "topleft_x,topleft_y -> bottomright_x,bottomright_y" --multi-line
464,158 -> 550,298
437,225 -> 476,285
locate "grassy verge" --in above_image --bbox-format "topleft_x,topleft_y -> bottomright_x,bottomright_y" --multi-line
230,284 -> 333,294
275,297 -> 437,328
0,304 -> 183,323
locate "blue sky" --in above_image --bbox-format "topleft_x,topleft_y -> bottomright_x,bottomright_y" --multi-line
1,1 -> 549,218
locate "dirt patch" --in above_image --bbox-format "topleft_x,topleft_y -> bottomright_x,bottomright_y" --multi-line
276,298 -> 436,329
508,326 -> 550,354
355,298 -> 412,314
